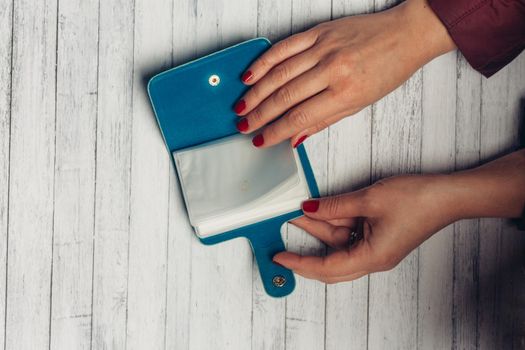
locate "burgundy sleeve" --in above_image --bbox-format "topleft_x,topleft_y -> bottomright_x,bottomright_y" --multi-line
428,0 -> 525,77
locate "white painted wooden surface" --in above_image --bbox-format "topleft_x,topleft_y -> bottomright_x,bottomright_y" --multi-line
1,0 -> 524,349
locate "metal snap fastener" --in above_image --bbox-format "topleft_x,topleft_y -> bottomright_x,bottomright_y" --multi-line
272,275 -> 286,287
208,74 -> 220,86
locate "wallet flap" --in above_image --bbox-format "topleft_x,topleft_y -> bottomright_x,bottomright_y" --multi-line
148,38 -> 270,152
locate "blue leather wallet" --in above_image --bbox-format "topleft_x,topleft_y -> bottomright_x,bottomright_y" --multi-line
147,38 -> 319,297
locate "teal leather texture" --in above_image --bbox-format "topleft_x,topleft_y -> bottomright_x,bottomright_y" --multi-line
147,38 -> 319,298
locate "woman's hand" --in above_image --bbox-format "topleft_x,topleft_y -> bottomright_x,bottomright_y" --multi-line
273,175 -> 459,283
272,150 -> 525,283
234,0 -> 456,148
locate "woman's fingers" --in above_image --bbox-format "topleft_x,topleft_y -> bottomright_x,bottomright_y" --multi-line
251,89 -> 342,148
242,30 -> 318,85
327,218 -> 356,227
290,216 -> 351,249
289,111 -> 349,147
321,271 -> 368,284
290,107 -> 363,147
237,49 -> 320,117
273,240 -> 371,281
237,65 -> 329,135
291,215 -> 357,231
301,191 -> 367,220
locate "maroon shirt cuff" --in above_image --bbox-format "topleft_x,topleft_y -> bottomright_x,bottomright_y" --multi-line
429,0 -> 525,77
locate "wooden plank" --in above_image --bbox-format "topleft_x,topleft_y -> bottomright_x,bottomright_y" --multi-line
182,2 -> 257,349
506,53 -> 525,350
368,75 -> 422,350
90,0 -> 135,348
0,0 -> 13,346
125,0 -> 172,348
5,0 -> 57,348
251,1 -> 291,349
49,1 -> 99,348
478,54 -> 525,350
164,3 -> 196,349
257,0 -> 292,43
285,2 -> 331,349
368,1 -> 422,344
164,171 -> 193,350
452,54 -> 482,349
417,51 -> 456,350
325,2 -> 373,350
325,113 -> 371,350
368,77 -> 422,349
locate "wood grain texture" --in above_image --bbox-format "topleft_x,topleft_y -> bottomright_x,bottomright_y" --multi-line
417,51 -> 456,350
252,1 -> 292,349
165,3 -> 196,349
171,1 -> 257,350
91,0 -> 134,349
180,5 -> 256,341
325,110 -> 371,350
0,0 -> 13,347
368,77 -> 422,350
325,1 -> 374,349
126,0 -> 172,348
507,54 -> 525,350
5,0 -> 57,349
369,1 -> 422,345
453,54 -> 482,350
0,1 -> 524,349
478,53 -> 525,350
50,0 -> 99,348
284,2 -> 331,350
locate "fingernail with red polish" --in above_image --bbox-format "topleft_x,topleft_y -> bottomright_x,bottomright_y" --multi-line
236,118 -> 249,132
252,134 -> 264,147
242,70 -> 253,83
293,135 -> 308,148
302,200 -> 319,213
234,99 -> 246,114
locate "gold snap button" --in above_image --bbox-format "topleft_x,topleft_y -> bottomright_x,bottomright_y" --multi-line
272,275 -> 286,287
208,74 -> 220,86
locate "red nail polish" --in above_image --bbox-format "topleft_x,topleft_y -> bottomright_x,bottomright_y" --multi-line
242,70 -> 253,83
293,135 -> 308,148
252,134 -> 264,147
236,118 -> 249,132
234,99 -> 246,114
302,200 -> 319,213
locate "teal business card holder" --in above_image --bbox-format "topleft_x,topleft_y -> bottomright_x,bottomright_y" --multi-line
147,38 -> 319,297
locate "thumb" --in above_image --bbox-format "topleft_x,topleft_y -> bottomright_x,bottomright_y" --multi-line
302,190 -> 366,220
273,241 -> 371,281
